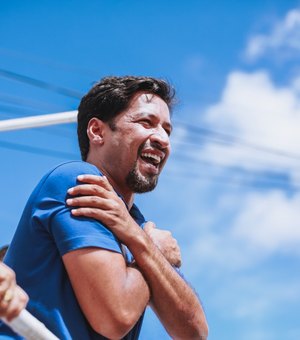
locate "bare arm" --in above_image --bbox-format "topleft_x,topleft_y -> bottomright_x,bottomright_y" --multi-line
142,222 -> 207,340
0,262 -> 28,321
62,243 -> 150,339
67,175 -> 208,339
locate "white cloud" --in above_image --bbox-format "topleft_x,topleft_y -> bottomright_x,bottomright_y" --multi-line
180,69 -> 300,263
200,70 -> 300,184
205,70 -> 300,147
245,9 -> 300,61
168,64 -> 300,339
231,191 -> 300,253
208,272 -> 300,340
185,191 -> 300,276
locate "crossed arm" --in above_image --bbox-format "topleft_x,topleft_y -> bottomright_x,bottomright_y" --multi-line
64,175 -> 208,339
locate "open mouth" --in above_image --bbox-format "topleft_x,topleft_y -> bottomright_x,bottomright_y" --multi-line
140,152 -> 162,168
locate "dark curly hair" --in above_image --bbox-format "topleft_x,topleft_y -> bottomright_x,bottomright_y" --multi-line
77,76 -> 176,161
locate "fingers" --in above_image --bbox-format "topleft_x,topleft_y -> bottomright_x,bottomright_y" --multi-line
68,184 -> 107,198
143,228 -> 182,268
165,241 -> 182,268
77,175 -> 113,191
143,221 -> 156,233
70,207 -> 107,220
0,264 -> 28,321
67,195 -> 112,210
173,250 -> 182,268
67,176 -> 117,203
0,286 -> 29,321
0,263 -> 15,300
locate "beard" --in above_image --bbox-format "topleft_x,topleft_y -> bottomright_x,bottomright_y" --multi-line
125,162 -> 159,193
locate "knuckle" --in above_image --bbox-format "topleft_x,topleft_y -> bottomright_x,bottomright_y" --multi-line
21,293 -> 29,305
91,186 -> 99,195
91,197 -> 99,205
86,208 -> 95,215
110,199 -> 119,210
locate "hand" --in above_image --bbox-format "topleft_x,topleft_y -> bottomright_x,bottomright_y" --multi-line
66,175 -> 139,243
0,263 -> 28,321
143,222 -> 182,268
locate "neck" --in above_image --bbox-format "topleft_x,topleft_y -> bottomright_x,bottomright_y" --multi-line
86,157 -> 134,209
103,172 -> 135,209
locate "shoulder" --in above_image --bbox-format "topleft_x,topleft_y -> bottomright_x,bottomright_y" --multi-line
46,161 -> 100,182
49,161 -> 100,178
34,161 -> 102,200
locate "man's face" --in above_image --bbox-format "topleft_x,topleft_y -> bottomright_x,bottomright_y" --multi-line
103,92 -> 172,194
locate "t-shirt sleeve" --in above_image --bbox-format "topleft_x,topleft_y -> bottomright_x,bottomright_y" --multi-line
32,162 -> 122,256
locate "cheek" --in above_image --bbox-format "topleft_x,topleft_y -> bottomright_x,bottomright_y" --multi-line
162,148 -> 171,166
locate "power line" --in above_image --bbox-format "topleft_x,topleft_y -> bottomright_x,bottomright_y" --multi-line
0,104 -> 38,116
175,150 -> 292,177
174,120 -> 300,161
0,140 -> 78,159
165,168 -> 300,191
0,47 -> 99,77
0,93 -> 63,112
0,68 -> 83,99
172,140 -> 300,176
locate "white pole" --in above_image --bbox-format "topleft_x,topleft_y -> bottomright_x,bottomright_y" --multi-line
0,111 -> 77,132
2,310 -> 59,340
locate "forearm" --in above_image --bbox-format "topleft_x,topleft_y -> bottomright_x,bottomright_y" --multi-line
121,264 -> 151,317
63,248 -> 150,339
126,231 -> 208,340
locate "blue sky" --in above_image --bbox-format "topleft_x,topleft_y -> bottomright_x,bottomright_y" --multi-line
1,1 -> 300,339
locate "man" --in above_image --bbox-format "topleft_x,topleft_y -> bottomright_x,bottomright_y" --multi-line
1,76 -> 208,339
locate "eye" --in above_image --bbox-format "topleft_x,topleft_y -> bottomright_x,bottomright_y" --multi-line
164,128 -> 171,137
139,118 -> 152,127
163,124 -> 172,137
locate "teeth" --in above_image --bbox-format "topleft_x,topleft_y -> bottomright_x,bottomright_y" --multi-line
141,153 -> 161,163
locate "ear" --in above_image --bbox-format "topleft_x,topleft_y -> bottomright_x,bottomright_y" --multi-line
87,118 -> 105,145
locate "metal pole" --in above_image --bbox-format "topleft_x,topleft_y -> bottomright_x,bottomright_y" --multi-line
0,111 -> 77,132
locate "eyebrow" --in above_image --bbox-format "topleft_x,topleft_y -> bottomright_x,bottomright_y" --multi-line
137,112 -> 173,132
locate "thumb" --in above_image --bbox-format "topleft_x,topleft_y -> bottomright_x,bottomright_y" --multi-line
143,221 -> 156,233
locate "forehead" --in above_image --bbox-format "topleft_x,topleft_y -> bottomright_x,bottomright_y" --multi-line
126,92 -> 171,121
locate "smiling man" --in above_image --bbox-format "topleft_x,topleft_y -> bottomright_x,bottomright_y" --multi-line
1,76 -> 208,339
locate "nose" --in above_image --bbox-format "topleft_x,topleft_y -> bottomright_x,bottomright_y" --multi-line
149,128 -> 170,150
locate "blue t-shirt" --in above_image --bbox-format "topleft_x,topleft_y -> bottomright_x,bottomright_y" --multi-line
0,161 -> 146,340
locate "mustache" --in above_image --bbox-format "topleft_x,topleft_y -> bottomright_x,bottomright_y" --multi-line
137,141 -> 165,155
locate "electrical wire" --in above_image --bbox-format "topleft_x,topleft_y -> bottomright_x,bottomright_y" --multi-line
174,120 -> 300,161
172,150 -> 296,184
164,168 -> 300,191
0,93 -> 63,112
0,104 -> 46,116
0,68 -> 83,99
0,47 -> 99,77
0,140 -> 78,159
